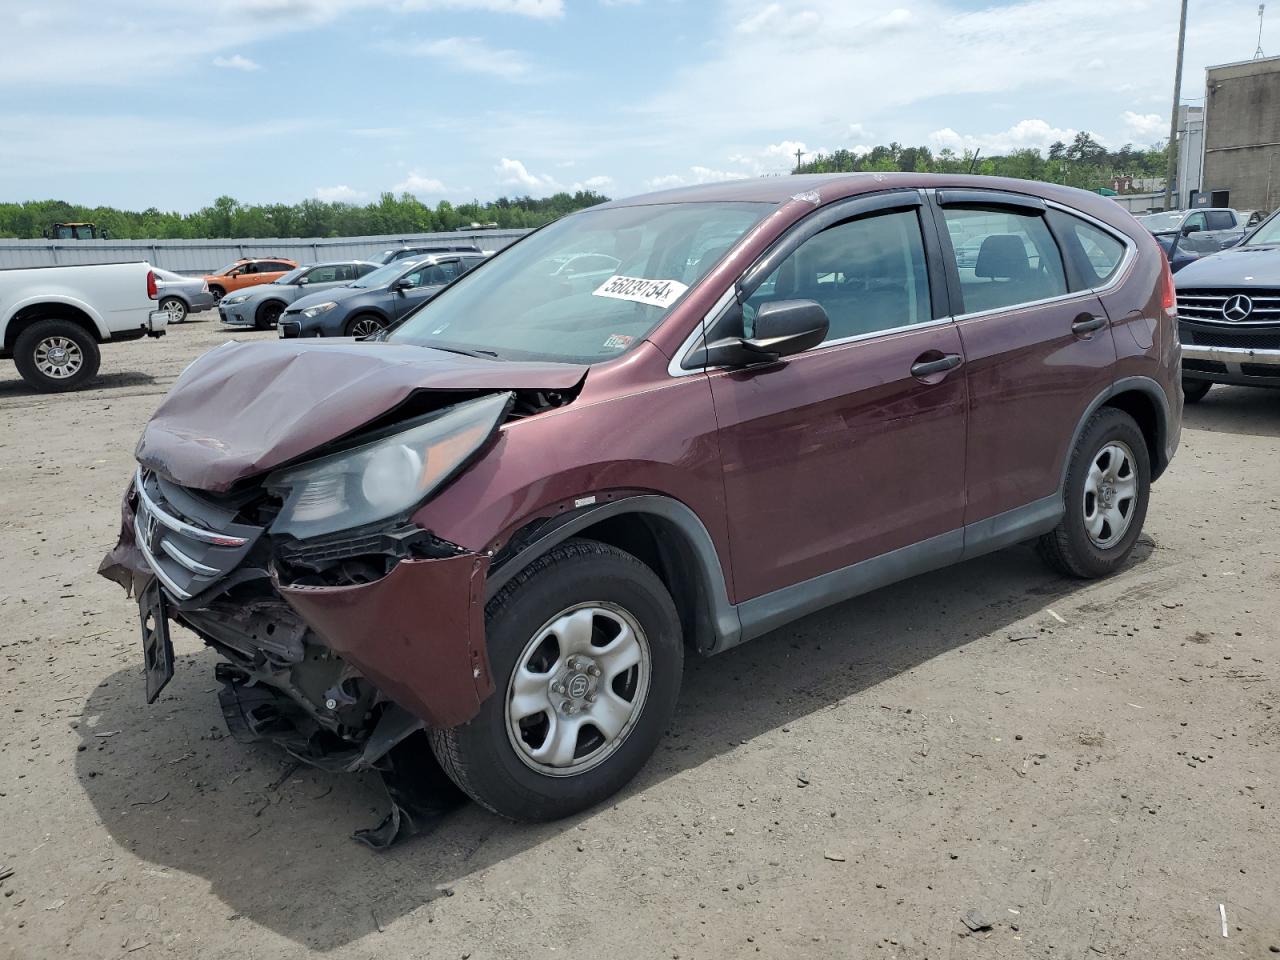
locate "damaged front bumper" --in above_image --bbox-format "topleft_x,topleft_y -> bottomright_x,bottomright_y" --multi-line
99,468 -> 494,774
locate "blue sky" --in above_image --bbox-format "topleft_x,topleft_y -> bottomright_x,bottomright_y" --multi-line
0,0 -> 1270,211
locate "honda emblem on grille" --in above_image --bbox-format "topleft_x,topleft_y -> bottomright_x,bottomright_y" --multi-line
1222,294 -> 1253,321
142,509 -> 162,556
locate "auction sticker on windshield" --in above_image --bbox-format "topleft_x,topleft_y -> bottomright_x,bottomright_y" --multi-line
592,275 -> 689,309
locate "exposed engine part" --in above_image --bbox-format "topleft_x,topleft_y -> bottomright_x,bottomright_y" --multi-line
182,599 -> 309,665
273,523 -> 464,584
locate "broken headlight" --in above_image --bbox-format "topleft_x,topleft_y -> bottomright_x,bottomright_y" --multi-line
266,392 -> 510,540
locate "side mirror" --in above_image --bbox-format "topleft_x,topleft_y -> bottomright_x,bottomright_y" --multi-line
393,277 -> 415,291
298,276 -> 310,285
1182,222 -> 1202,235
699,299 -> 829,368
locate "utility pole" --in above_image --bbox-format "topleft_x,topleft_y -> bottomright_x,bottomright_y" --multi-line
1255,3 -> 1267,59
1165,0 -> 1189,210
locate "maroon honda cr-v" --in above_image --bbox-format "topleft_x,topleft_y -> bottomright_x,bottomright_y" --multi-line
102,173 -> 1182,835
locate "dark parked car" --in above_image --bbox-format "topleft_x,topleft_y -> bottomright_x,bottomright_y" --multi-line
218,261 -> 378,329
366,243 -> 484,265
1174,206 -> 1280,402
102,174 -> 1181,835
279,253 -> 486,338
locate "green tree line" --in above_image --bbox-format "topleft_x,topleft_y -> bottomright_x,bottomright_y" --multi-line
0,190 -> 610,240
795,132 -> 1169,191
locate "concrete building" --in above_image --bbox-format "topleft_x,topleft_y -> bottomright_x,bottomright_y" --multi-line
1200,54 -> 1280,212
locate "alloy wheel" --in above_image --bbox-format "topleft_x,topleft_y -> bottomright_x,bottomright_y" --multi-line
1082,440 -> 1137,549
505,602 -> 651,776
33,336 -> 84,380
351,317 -> 385,338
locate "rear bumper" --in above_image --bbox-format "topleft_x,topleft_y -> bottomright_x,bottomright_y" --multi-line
188,291 -> 216,313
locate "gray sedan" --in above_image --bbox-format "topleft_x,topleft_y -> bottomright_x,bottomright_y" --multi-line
218,261 -> 377,329
154,269 -> 215,323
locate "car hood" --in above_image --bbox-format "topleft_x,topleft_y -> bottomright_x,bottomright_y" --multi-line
226,282 -> 303,305
289,285 -> 369,311
135,338 -> 587,492
1174,244 -> 1280,287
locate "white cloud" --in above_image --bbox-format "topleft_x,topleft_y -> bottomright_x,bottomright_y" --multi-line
398,36 -> 532,80
315,184 -> 367,202
580,175 -> 614,190
398,0 -> 563,15
212,53 -> 260,71
495,157 -> 567,193
393,171 -> 448,194
1122,110 -> 1166,142
645,165 -> 749,189
929,118 -> 1079,155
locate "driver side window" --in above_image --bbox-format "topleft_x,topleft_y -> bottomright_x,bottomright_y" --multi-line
743,209 -> 932,343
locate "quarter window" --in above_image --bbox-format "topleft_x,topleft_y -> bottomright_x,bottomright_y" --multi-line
742,208 -> 932,343
942,207 -> 1067,313
1049,210 -> 1127,286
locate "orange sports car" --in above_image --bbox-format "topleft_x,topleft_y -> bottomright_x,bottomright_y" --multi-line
201,257 -> 298,302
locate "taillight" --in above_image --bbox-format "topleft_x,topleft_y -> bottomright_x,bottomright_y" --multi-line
1159,251 -> 1176,318
146,269 -> 158,300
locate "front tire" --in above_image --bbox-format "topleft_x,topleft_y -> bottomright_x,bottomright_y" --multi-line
208,286 -> 226,304
13,319 -> 101,392
1037,407 -> 1150,579
345,314 -> 386,338
158,296 -> 187,324
1182,378 -> 1212,404
255,300 -> 285,330
430,539 -> 683,821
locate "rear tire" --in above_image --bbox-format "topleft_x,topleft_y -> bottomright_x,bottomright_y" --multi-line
255,300 -> 285,330
208,286 -> 226,304
1037,407 -> 1150,579
429,539 -> 683,822
1182,378 -> 1212,404
158,296 -> 187,324
13,319 -> 101,392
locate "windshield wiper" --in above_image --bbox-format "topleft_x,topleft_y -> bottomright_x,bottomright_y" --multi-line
425,344 -> 501,360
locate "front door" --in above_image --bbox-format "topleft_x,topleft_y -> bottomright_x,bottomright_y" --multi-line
391,260 -> 463,319
932,191 -> 1120,527
707,198 -> 968,601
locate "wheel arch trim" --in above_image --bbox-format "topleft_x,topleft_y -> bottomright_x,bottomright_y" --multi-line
485,495 -> 741,652
1061,375 -> 1172,487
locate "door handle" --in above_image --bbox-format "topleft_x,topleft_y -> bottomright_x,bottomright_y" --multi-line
1071,313 -> 1108,336
910,353 -> 963,378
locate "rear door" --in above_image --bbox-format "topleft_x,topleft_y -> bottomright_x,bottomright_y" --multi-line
705,192 -> 968,600
931,190 -> 1119,528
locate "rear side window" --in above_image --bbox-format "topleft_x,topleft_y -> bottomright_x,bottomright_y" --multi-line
942,207 -> 1067,314
1204,210 -> 1236,231
1049,210 -> 1127,286
353,263 -> 377,277
742,208 -> 932,344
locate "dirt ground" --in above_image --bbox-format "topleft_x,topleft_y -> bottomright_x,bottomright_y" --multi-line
1,317 -> 1278,960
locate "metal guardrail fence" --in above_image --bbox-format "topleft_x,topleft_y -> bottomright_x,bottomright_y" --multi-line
0,229 -> 532,274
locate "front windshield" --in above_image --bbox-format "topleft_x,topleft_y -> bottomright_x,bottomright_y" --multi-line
213,261 -> 242,275
1138,211 -> 1185,233
350,261 -> 415,288
369,250 -> 396,265
388,201 -> 773,363
1244,213 -> 1280,245
273,267 -> 306,284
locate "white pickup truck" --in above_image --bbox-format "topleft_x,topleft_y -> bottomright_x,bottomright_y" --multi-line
0,261 -> 167,392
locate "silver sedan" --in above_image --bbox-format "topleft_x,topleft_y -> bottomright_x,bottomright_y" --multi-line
154,269 -> 215,323
218,261 -> 378,329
